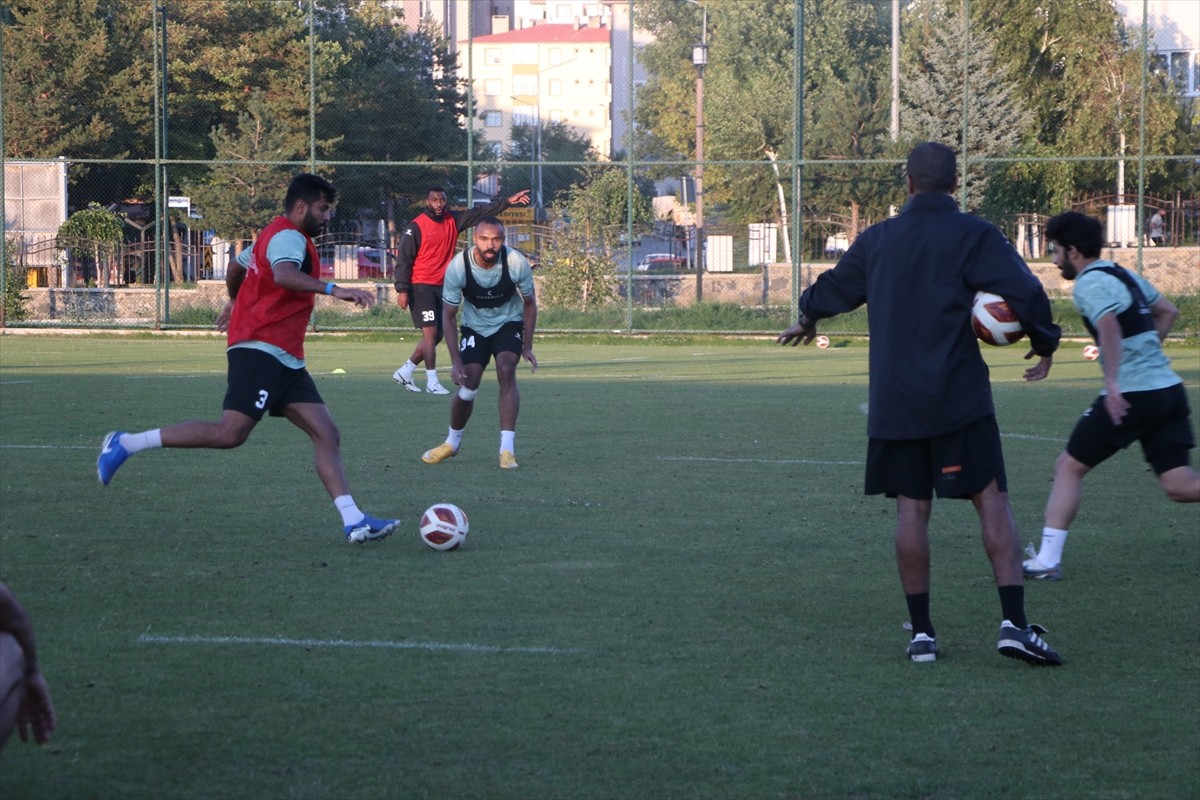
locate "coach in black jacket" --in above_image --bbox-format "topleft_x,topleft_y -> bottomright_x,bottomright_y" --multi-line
778,142 -> 1064,666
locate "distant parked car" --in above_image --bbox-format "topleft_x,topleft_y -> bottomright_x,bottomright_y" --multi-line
635,253 -> 686,273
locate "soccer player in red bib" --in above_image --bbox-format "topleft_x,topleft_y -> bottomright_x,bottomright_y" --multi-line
392,186 -> 529,394
97,174 -> 401,543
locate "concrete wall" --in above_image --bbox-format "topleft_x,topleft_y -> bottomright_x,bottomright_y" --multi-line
15,247 -> 1196,322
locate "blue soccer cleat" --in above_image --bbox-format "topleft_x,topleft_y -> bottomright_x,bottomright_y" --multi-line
345,514 -> 400,543
97,431 -> 131,486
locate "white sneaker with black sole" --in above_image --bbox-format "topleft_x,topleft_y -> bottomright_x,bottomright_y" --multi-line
392,368 -> 421,393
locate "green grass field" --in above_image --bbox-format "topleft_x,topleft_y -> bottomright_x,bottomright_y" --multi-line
1,333 -> 1197,799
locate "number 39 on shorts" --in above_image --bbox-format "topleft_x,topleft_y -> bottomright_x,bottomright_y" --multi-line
460,335 -> 476,352
421,310 -> 435,323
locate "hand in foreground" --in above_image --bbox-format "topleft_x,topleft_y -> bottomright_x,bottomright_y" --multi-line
777,322 -> 816,347
508,189 -> 532,206
1104,391 -> 1130,426
334,286 -> 376,308
1022,350 -> 1052,382
215,300 -> 234,332
17,670 -> 56,745
523,348 -> 538,373
450,363 -> 468,387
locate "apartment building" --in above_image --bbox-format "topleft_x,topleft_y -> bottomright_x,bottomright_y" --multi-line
465,22 -> 615,160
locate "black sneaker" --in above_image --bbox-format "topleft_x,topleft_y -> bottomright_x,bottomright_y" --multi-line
906,633 -> 939,663
997,620 -> 1063,666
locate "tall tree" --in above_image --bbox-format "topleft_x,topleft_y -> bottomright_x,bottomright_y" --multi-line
180,91 -> 307,243
901,3 -> 1033,212
316,6 -> 470,234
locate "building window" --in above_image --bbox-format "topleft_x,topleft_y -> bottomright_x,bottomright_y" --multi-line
485,141 -> 503,159
512,74 -> 538,96
549,79 -> 562,97
513,44 -> 537,65
513,105 -> 537,127
549,47 -> 563,66
484,79 -> 502,97
1153,50 -> 1199,96
485,48 -> 501,66
549,109 -> 565,122
484,111 -> 502,127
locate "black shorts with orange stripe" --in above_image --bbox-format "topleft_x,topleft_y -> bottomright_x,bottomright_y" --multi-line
865,415 -> 1008,500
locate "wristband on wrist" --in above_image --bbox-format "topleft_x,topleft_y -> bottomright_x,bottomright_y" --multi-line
324,282 -> 335,295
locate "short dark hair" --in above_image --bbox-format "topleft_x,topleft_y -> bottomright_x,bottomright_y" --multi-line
284,173 -> 337,212
906,142 -> 957,193
475,216 -> 505,232
1045,211 -> 1103,259
427,186 -> 446,196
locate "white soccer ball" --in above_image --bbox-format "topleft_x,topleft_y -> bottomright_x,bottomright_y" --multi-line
419,503 -> 469,551
815,335 -> 830,349
1082,344 -> 1100,361
971,291 -> 1025,346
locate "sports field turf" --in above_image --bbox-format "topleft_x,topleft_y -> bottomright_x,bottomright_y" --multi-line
1,334 -> 1197,799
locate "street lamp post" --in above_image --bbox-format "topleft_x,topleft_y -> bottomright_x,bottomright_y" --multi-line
689,2 -> 707,302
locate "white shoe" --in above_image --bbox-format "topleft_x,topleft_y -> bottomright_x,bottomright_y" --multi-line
426,381 -> 450,395
392,368 -> 421,393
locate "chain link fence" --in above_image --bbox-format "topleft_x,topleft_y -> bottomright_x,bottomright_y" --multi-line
3,0 -> 1196,334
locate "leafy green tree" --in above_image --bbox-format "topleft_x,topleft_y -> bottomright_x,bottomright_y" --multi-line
56,203 -> 125,287
538,168 -> 651,309
962,0 -> 1183,209
501,120 -> 596,210
316,7 -> 469,233
633,0 -> 895,230
1,0 -> 124,159
3,238 -> 30,322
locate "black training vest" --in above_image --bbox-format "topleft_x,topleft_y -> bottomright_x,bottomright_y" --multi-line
462,247 -> 517,309
1080,264 -> 1154,343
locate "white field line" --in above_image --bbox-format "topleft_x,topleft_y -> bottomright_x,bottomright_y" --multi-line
1002,432 -> 1063,443
138,633 -> 586,656
1,444 -> 94,450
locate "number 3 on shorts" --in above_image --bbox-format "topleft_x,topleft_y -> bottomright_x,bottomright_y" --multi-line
255,389 -> 269,409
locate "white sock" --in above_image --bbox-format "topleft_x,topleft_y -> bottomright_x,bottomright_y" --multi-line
446,427 -> 463,450
334,495 -> 364,526
500,430 -> 515,453
1037,527 -> 1069,567
399,359 -> 416,378
121,430 -> 163,453
426,368 -> 440,385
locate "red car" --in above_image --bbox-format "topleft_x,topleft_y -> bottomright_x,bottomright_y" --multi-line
319,247 -> 393,280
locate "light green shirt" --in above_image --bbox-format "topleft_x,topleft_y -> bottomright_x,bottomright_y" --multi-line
1074,260 -> 1179,393
442,246 -> 534,338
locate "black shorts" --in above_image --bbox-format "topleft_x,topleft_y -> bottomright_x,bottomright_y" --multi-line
222,347 -> 323,420
1066,383 -> 1195,475
865,415 -> 1008,500
458,321 -> 524,369
408,284 -> 443,332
